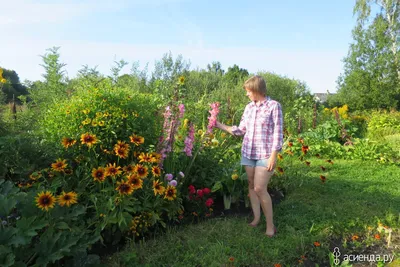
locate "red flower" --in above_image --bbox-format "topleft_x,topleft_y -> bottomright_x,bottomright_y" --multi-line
205,198 -> 214,207
196,189 -> 204,198
315,153 -> 321,158
325,159 -> 334,164
305,161 -> 311,166
320,175 -> 326,183
188,185 -> 196,194
203,188 -> 211,195
320,166 -> 326,171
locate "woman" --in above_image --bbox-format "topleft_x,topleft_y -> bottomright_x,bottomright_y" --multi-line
216,75 -> 283,237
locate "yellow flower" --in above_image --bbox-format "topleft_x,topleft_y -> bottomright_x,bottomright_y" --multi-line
138,152 -> 152,163
129,134 -> 144,146
98,121 -> 105,126
92,167 -> 106,182
82,109 -> 90,115
80,133 -> 98,147
105,163 -> 122,178
231,174 -> 239,180
35,191 -> 56,211
96,112 -> 103,117
116,180 -> 134,195
51,159 -> 68,172
128,174 -> 143,190
178,76 -> 185,85
122,113 -> 128,118
151,166 -> 161,177
57,191 -> 78,207
152,180 -> 165,196
82,118 -> 91,125
0,78 -> 6,83
134,164 -> 148,178
61,137 -> 76,148
29,171 -> 42,181
183,119 -> 189,128
164,185 -> 177,201
114,141 -> 130,159
91,120 -> 98,127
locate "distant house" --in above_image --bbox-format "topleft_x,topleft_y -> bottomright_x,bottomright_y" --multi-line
314,93 -> 335,103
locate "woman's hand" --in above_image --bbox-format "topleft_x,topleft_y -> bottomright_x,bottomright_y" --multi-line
267,153 -> 277,172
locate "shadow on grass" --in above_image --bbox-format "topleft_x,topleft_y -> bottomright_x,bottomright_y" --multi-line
107,159 -> 400,267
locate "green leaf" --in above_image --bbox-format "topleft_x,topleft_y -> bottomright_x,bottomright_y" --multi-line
56,222 -> 70,230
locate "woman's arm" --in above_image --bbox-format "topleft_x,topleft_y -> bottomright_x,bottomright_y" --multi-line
215,121 -> 234,135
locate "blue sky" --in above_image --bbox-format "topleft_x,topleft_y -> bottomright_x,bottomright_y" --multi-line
0,0 -> 359,93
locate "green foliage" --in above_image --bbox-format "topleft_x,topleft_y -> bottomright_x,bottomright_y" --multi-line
29,47 -> 68,107
337,1 -> 400,110
0,67 -> 29,104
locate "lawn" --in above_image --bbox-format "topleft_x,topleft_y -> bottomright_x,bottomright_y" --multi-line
106,159 -> 400,267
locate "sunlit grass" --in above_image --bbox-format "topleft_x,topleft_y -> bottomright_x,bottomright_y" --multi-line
107,159 -> 400,266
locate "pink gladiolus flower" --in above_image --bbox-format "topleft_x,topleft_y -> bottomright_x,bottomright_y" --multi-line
207,102 -> 220,134
183,123 -> 195,156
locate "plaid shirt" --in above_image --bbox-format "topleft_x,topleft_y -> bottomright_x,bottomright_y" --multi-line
232,97 -> 283,160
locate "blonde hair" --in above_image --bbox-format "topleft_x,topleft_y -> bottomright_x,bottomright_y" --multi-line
243,75 -> 266,96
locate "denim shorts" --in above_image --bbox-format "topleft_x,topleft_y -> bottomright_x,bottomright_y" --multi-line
241,157 -> 270,168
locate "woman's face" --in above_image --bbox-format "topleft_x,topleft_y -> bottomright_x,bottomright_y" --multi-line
245,87 -> 262,102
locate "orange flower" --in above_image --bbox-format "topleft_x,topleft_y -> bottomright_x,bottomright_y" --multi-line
138,152 -> 152,163
320,166 -> 326,171
315,153 -> 321,158
127,174 -> 143,190
80,133 -> 98,147
277,154 -> 283,160
92,167 -> 106,182
105,163 -> 122,178
374,234 -> 380,240
51,159 -> 68,172
61,137 -> 76,148
285,149 -> 294,156
134,164 -> 148,178
114,141 -> 130,159
313,241 -> 320,247
301,145 -> 309,155
320,175 -> 326,183
288,142 -> 293,147
123,164 -> 135,174
116,180 -> 134,195
151,166 -> 161,177
274,264 -> 282,267
228,257 -> 235,262
276,167 -> 284,174
352,235 -> 359,241
305,161 -> 311,166
325,159 -> 334,164
129,134 -> 144,146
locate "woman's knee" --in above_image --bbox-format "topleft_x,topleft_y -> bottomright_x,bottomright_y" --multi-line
254,186 -> 267,195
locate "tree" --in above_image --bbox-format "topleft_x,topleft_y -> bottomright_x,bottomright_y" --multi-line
336,0 -> 400,109
29,47 -> 68,106
224,64 -> 249,85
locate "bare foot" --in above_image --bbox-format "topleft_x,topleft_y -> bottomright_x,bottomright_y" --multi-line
265,226 -> 277,237
248,219 -> 260,227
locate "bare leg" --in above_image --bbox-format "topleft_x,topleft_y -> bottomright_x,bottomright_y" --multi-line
253,167 -> 275,235
245,166 -> 260,226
